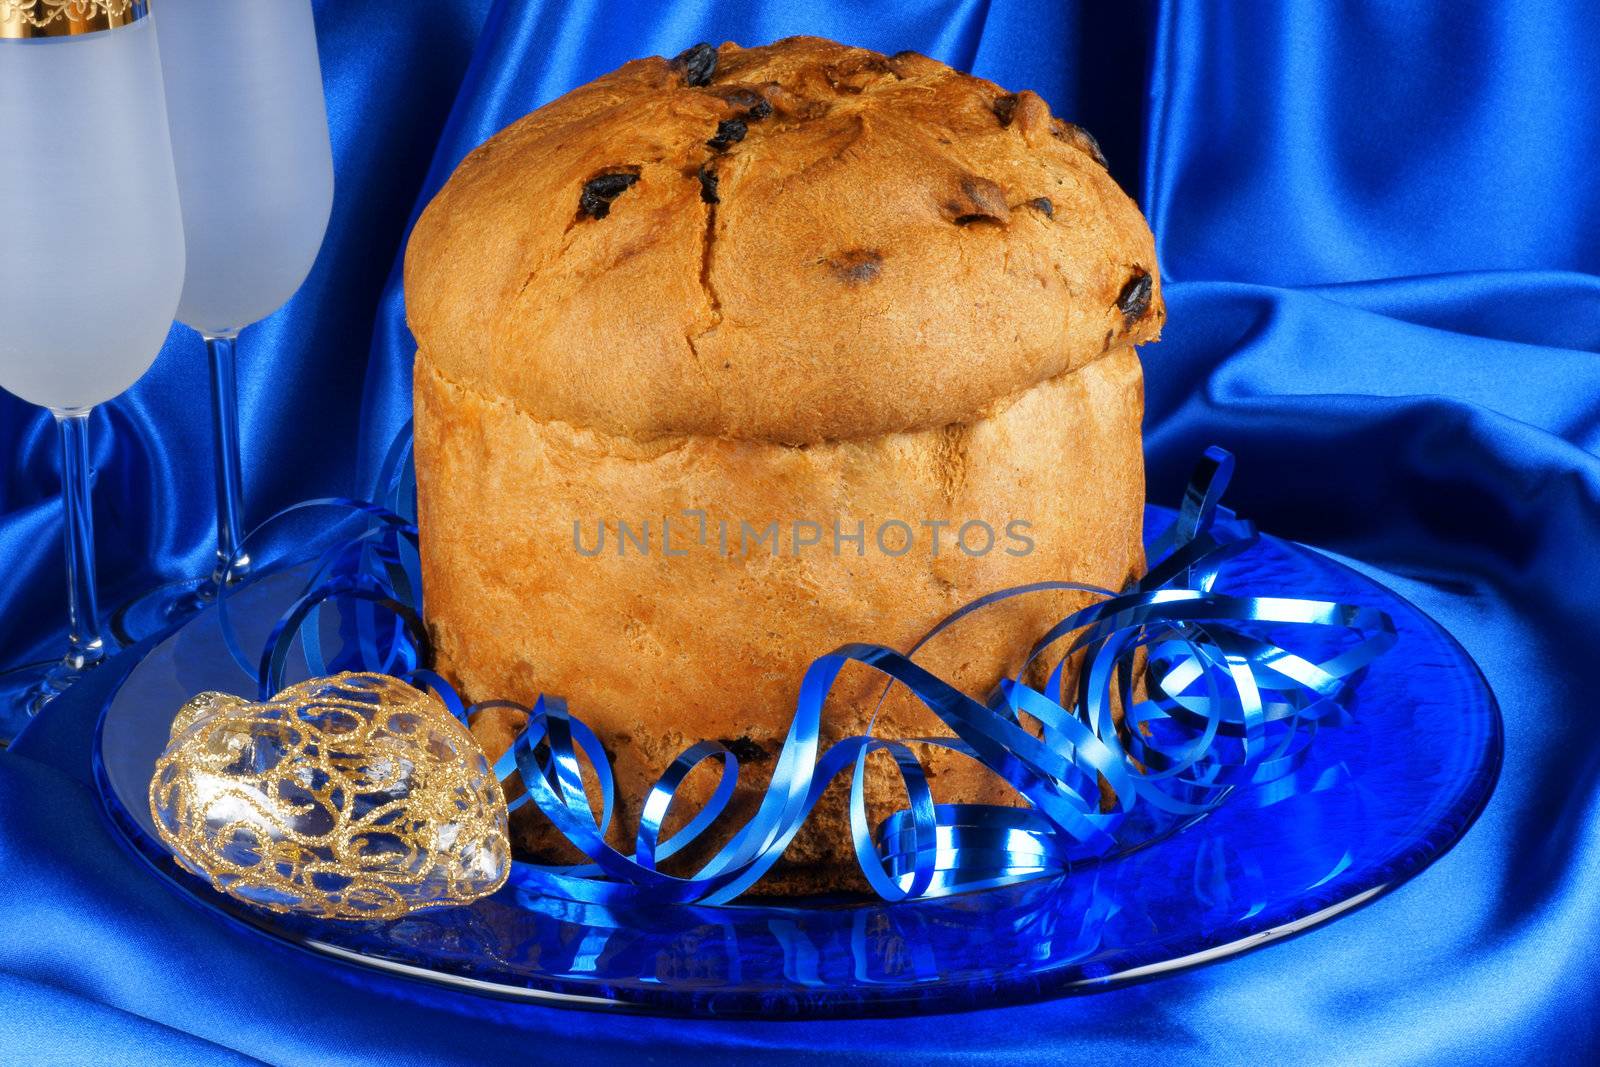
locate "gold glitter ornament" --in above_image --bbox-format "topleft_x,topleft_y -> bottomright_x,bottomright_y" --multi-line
148,672 -> 511,921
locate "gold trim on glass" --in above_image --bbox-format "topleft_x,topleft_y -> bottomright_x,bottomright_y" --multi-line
0,0 -> 148,39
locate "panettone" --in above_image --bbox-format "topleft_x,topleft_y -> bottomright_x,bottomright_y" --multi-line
404,36 -> 1163,893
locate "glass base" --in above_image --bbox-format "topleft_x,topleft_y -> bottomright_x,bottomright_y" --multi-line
111,554 -> 254,648
110,575 -> 221,647
0,654 -> 102,745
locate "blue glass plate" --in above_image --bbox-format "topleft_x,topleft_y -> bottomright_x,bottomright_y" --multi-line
92,506 -> 1501,1018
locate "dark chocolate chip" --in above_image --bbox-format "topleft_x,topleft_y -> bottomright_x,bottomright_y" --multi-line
1117,270 -> 1153,323
706,118 -> 748,152
993,93 -> 1018,126
892,49 -> 921,61
698,163 -> 720,204
963,177 -> 1007,211
713,88 -> 774,121
717,736 -> 771,765
673,42 -> 718,87
1055,121 -> 1109,169
827,248 -> 883,284
1028,196 -> 1055,218
945,176 -> 1011,226
1077,125 -> 1109,168
712,87 -> 757,110
578,171 -> 640,219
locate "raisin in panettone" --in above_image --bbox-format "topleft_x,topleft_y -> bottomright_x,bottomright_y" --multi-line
403,36 -> 1163,893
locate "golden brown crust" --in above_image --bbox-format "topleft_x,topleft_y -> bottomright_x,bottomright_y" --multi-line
406,36 -> 1162,892
416,344 -> 1146,888
404,36 -> 1163,445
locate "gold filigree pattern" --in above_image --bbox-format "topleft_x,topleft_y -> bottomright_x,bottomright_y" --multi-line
0,0 -> 147,39
149,673 -> 511,921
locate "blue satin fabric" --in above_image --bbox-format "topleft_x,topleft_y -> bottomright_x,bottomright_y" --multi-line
3,0 -> 1599,1063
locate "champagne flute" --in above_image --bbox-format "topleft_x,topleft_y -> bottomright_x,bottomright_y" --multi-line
113,0 -> 333,640
0,0 -> 187,734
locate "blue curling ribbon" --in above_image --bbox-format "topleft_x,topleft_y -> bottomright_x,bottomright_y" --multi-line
222,439 -> 1395,905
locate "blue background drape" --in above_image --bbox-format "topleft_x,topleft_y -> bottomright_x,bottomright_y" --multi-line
4,0 -> 1600,1062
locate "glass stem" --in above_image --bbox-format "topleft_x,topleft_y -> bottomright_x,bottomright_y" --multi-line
53,410 -> 105,673
205,331 -> 251,586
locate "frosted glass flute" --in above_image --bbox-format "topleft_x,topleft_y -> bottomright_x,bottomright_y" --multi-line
114,0 -> 333,639
0,3 -> 186,732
